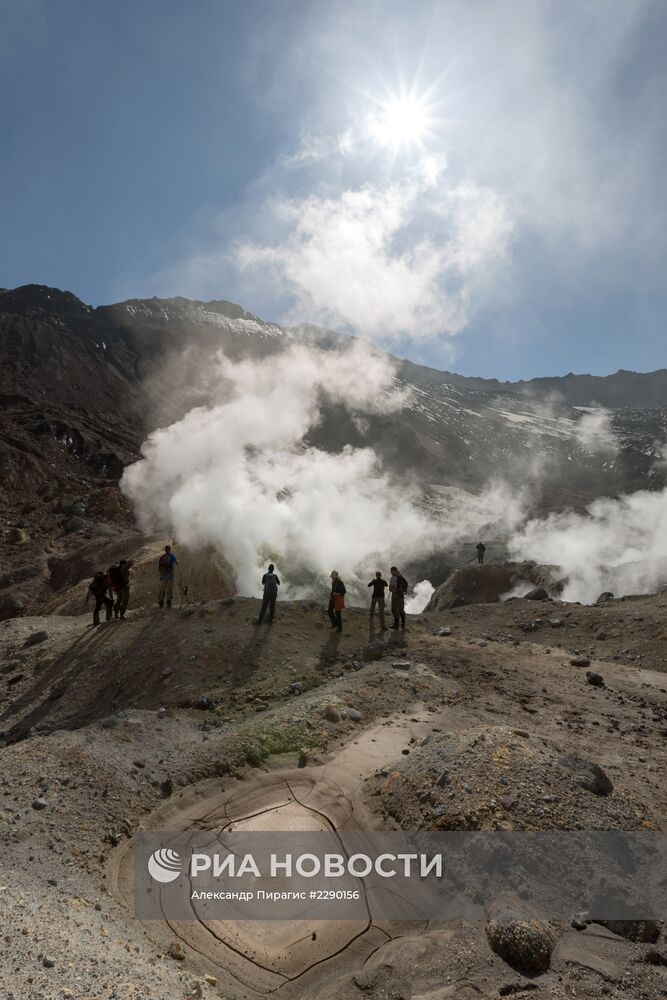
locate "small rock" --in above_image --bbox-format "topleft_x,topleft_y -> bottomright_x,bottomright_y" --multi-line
24,630 -> 49,648
435,627 -> 452,636
289,682 -> 304,695
322,704 -> 341,723
596,591 -> 614,604
586,671 -> 604,687
362,643 -> 385,662
344,707 -> 363,722
549,619 -> 562,628
391,660 -> 411,670
595,631 -> 607,641
32,798 -> 47,810
64,516 -> 85,533
167,939 -> 186,961
7,526 -> 30,544
297,751 -> 308,768
572,911 -> 590,931
42,955 -> 56,968
570,656 -> 591,667
245,745 -> 263,767
524,587 -> 549,601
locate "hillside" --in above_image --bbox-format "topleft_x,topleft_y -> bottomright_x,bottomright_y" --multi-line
2,283 -> 667,620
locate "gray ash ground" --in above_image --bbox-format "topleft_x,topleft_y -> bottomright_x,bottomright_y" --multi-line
1,589 -> 667,998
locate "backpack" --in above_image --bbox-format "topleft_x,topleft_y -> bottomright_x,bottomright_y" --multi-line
108,564 -> 123,589
398,575 -> 408,594
91,571 -> 107,592
158,553 -> 170,575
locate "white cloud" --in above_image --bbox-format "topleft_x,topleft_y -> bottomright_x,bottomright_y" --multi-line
235,171 -> 513,343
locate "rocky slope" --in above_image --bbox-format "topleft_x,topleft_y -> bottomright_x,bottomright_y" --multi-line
2,283 -> 667,622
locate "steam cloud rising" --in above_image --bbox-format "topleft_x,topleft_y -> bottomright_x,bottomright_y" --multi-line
122,342 -> 440,598
123,343 -> 667,608
510,487 -> 667,603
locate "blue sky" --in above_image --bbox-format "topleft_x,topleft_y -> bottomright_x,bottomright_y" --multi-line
1,0 -> 666,380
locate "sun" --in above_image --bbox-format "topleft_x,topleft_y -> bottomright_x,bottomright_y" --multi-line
368,89 -> 433,151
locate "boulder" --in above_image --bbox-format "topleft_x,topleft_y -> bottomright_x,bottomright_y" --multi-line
24,629 -> 49,648
586,671 -> 605,687
524,587 -> 549,601
560,754 -> 613,796
485,910 -> 556,973
596,592 -> 614,604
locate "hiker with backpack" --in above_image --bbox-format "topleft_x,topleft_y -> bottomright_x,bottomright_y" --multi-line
87,570 -> 113,626
158,544 -> 178,608
328,571 -> 346,633
256,563 -> 280,624
389,566 -> 408,630
476,541 -> 486,565
108,559 -> 132,620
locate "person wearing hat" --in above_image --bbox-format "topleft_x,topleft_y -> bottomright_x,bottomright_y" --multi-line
327,570 -> 346,633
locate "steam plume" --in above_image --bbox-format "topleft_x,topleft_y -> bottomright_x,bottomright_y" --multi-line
510,487 -> 667,602
122,342 -> 440,598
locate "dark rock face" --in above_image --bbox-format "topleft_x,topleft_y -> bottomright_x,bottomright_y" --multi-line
426,563 -> 560,612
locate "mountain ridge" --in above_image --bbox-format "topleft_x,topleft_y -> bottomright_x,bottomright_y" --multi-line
1,281 -> 666,619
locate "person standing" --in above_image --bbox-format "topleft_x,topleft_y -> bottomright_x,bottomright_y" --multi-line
476,542 -> 486,565
87,570 -> 113,626
112,559 -> 132,620
257,563 -> 280,624
328,571 -> 346,633
158,544 -> 178,608
367,571 -> 388,630
388,565 -> 408,630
